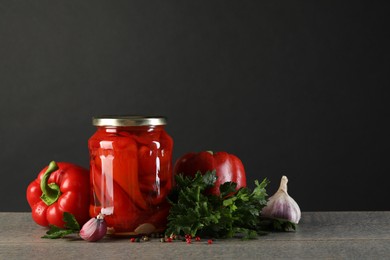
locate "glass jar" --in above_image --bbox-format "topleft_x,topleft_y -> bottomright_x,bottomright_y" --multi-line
88,115 -> 173,235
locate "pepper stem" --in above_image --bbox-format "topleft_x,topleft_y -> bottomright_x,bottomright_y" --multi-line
40,161 -> 61,206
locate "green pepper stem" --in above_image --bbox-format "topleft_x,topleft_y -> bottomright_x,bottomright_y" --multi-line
40,161 -> 61,206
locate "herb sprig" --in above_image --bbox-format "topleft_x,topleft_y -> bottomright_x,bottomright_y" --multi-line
166,171 -> 294,239
42,212 -> 80,239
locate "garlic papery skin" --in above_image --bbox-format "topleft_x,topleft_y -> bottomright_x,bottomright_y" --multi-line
261,176 -> 301,224
79,213 -> 107,242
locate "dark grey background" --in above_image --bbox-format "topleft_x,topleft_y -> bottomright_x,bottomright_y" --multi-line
1,1 -> 389,212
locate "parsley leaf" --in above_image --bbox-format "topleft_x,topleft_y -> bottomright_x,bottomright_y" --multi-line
63,212 -> 80,230
42,212 -> 81,239
42,226 -> 76,239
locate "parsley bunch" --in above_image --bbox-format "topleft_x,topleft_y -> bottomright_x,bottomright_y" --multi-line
165,171 -> 271,239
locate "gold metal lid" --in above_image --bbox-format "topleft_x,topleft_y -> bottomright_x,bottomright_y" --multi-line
92,115 -> 167,126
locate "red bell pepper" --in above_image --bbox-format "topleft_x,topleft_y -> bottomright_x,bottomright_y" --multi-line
26,161 -> 90,228
173,151 -> 247,195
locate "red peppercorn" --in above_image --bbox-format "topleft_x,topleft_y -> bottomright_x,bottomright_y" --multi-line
166,237 -> 173,243
130,238 -> 136,243
186,238 -> 192,244
195,236 -> 201,242
207,239 -> 213,244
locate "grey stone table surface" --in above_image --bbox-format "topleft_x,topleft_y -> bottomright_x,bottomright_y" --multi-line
0,212 -> 389,259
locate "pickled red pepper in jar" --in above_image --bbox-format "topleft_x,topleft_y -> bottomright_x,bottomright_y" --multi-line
88,116 -> 173,235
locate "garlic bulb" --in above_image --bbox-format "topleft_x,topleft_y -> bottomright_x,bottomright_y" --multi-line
79,213 -> 107,242
261,176 -> 301,224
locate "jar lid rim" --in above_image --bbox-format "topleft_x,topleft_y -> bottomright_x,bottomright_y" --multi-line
92,115 -> 167,126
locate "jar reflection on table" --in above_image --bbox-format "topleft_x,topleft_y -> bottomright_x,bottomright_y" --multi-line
88,116 -> 173,235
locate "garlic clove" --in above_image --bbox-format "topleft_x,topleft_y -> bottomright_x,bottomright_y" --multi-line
261,176 -> 301,224
79,213 -> 107,242
134,223 -> 156,235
